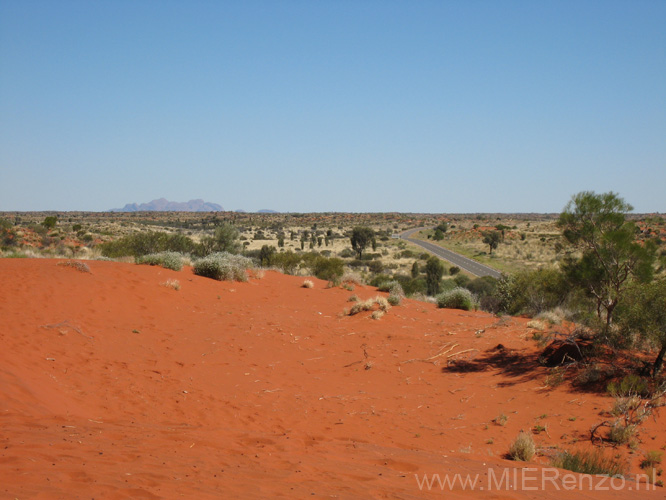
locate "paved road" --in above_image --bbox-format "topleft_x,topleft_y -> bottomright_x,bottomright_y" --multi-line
399,227 -> 503,279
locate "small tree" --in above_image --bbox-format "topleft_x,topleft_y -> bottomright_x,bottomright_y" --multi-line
350,226 -> 375,259
557,191 -> 655,327
202,223 -> 242,255
482,230 -> 501,254
411,261 -> 420,279
42,216 -> 58,230
425,256 -> 445,296
259,245 -> 276,267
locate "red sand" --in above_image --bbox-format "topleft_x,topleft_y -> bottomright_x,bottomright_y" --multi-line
1,259 -> 663,499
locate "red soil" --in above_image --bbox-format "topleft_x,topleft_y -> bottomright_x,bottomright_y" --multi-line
1,259 -> 663,499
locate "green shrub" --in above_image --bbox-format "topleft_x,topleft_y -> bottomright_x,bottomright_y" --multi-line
193,252 -> 252,282
101,231 -> 197,258
553,449 -> 626,476
436,287 -> 478,311
311,256 -> 344,281
136,251 -> 184,271
377,280 -> 399,292
271,251 -> 302,274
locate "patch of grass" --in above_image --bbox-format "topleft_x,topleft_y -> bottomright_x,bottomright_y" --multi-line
302,279 -> 314,288
493,413 -> 508,426
641,451 -> 663,470
508,431 -> 536,461
607,375 -> 650,398
348,294 -> 359,302
553,449 -> 626,477
136,251 -> 184,271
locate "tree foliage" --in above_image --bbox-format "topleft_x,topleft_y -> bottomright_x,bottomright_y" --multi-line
200,223 -> 242,255
482,230 -> 501,254
557,191 -> 655,327
617,279 -> 666,376
350,226 -> 375,259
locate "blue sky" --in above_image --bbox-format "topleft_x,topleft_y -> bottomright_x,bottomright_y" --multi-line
1,0 -> 664,213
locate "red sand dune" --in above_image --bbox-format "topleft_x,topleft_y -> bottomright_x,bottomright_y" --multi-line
1,259 -> 663,499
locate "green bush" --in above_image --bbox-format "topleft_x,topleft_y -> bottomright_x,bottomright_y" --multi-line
436,287 -> 478,311
271,251 -> 302,274
311,256 -> 344,282
498,269 -> 570,316
136,251 -> 184,271
376,280 -> 399,293
193,252 -> 252,282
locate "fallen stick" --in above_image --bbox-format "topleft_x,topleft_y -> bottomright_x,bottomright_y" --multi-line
401,343 -> 459,364
447,348 -> 476,358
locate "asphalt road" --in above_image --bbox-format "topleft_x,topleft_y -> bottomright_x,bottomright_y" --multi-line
398,227 -> 503,279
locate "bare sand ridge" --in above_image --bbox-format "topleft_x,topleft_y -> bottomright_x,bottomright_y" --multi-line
1,259 -> 663,499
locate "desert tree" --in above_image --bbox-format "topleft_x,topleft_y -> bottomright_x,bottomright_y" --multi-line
42,216 -> 58,229
350,226 -> 375,259
200,223 -> 242,255
557,191 -> 655,327
411,261 -> 420,279
425,256 -> 445,296
259,245 -> 276,267
482,230 -> 502,254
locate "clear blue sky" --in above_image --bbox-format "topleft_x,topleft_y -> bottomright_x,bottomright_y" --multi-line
1,0 -> 664,213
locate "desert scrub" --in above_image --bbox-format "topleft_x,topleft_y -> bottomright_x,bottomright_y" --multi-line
348,294 -> 360,302
376,280 -> 400,293
371,310 -> 385,320
349,299 -> 376,315
508,431 -> 536,461
136,251 -> 183,271
493,413 -> 508,426
387,293 -> 402,306
436,287 -> 478,311
552,449 -> 626,477
607,421 -> 636,445
57,260 -> 91,273
193,252 -> 252,282
348,296 -> 391,316
302,279 -> 314,288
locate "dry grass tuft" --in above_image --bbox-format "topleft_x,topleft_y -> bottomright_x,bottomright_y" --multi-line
302,280 -> 314,288
508,431 -> 536,461
161,279 -> 181,291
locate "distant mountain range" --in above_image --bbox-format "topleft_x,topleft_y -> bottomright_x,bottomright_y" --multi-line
110,198 -> 223,212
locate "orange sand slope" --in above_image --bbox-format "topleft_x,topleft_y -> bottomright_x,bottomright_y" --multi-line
1,259 -> 663,499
